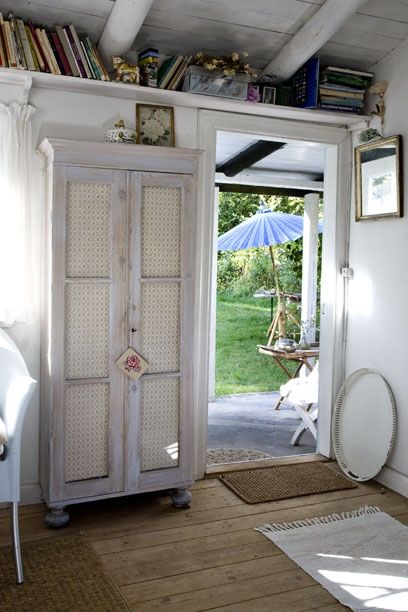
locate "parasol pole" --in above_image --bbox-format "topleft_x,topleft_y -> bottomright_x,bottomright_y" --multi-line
268,245 -> 287,340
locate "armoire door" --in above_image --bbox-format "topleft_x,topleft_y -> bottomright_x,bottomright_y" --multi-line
49,165 -> 127,502
127,172 -> 195,492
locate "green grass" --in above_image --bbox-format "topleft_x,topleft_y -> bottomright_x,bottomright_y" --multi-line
215,294 -> 297,396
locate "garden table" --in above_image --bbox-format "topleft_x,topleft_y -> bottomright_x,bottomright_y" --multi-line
257,345 -> 319,409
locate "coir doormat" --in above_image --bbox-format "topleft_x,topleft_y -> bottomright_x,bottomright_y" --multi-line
0,533 -> 130,611
220,461 -> 357,504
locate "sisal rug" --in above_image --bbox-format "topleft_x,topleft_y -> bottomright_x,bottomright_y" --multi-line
0,533 -> 129,611
220,462 -> 357,503
207,447 -> 272,465
257,506 -> 408,612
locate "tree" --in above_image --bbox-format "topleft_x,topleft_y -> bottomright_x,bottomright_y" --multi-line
217,192 -> 322,297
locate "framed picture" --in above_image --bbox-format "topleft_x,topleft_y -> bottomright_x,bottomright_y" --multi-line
135,103 -> 175,146
262,86 -> 276,105
355,135 -> 402,221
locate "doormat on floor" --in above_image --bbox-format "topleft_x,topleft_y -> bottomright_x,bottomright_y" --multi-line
256,506 -> 408,612
0,533 -> 130,611
207,448 -> 272,465
220,462 -> 357,503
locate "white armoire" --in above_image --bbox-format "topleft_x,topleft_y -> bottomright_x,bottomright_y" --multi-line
38,138 -> 201,527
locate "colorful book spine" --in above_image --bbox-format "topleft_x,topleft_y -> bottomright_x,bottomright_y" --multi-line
17,18 -> 34,70
69,25 -> 91,78
82,37 -> 101,79
325,65 -> 373,78
1,19 -> 15,68
51,31 -> 72,76
321,73 -> 372,88
158,55 -> 181,89
28,21 -> 49,72
9,19 -> 23,69
291,57 -> 320,109
80,40 -> 95,79
0,14 -> 7,68
319,103 -> 362,113
63,25 -> 86,77
47,31 -> 64,74
319,87 -> 363,99
169,55 -> 191,90
320,96 -> 364,107
92,43 -> 110,81
38,29 -> 60,74
55,25 -> 78,77
165,56 -> 185,89
26,26 -> 40,71
11,18 -> 26,69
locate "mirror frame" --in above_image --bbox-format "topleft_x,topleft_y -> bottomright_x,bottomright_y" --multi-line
355,135 -> 403,221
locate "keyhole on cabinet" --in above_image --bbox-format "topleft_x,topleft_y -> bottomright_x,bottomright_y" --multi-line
131,327 -> 137,333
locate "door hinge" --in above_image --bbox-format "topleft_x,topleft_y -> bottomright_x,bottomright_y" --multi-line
341,267 -> 354,279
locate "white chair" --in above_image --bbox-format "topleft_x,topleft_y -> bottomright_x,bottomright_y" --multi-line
0,328 -> 36,584
279,362 -> 319,446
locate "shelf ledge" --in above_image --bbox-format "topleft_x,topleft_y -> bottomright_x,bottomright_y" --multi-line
0,67 -> 371,128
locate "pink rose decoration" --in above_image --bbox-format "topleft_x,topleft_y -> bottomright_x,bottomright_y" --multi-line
126,354 -> 141,371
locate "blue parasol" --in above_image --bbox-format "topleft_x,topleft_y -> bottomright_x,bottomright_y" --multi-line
218,202 -> 322,251
217,202 -> 323,339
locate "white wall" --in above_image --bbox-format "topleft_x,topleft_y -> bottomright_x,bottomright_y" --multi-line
0,82 -> 197,502
5,64 -> 407,502
346,37 -> 408,495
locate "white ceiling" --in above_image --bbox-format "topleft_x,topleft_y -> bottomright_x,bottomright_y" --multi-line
2,0 -> 408,71
135,0 -> 408,71
216,131 -> 326,180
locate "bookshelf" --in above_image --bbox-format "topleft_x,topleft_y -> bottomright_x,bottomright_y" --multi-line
0,67 -> 371,128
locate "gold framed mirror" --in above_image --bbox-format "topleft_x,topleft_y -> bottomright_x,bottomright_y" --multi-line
355,135 -> 402,221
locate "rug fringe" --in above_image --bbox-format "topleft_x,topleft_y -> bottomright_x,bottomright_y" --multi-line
256,505 -> 381,534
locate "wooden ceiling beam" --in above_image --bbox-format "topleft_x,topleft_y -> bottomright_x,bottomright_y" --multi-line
215,172 -> 324,192
216,140 -> 286,177
216,184 -> 321,198
260,0 -> 366,83
98,0 -> 155,66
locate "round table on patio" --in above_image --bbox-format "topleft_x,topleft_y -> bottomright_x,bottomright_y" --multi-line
257,344 -> 319,409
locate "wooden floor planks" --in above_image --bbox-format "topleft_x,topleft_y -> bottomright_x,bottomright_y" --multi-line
1,467 -> 408,611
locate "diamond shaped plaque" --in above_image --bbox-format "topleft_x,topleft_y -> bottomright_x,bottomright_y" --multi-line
116,348 -> 149,380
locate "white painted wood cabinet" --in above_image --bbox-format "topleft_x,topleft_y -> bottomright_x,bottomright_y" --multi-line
38,139 -> 201,526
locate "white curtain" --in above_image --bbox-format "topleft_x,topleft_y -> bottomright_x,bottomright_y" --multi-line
0,102 -> 36,326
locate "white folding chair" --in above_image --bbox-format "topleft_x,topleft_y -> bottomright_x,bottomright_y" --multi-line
279,362 -> 319,446
0,329 -> 36,584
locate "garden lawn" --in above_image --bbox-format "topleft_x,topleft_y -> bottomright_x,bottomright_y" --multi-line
216,294 -> 298,396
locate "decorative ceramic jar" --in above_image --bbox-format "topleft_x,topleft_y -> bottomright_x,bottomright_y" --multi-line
105,120 -> 136,143
274,338 -> 297,352
182,65 -> 250,100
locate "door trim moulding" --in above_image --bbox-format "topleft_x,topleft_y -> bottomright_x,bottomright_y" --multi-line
193,109 -> 353,479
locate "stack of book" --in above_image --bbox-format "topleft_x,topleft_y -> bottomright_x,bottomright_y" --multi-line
157,55 -> 192,90
319,66 -> 373,113
0,12 -> 110,80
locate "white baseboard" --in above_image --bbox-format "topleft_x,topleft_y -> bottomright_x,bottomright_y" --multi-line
375,466 -> 408,499
21,482 -> 43,505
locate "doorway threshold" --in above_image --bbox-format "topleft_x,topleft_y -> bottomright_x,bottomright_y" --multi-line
206,452 -> 328,476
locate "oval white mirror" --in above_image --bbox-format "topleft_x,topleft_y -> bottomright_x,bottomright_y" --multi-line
332,369 -> 397,481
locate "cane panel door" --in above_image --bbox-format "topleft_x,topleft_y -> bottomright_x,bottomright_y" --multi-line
127,172 -> 195,491
49,165 -> 127,502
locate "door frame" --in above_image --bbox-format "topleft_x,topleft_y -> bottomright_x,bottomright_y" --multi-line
193,109 -> 355,479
